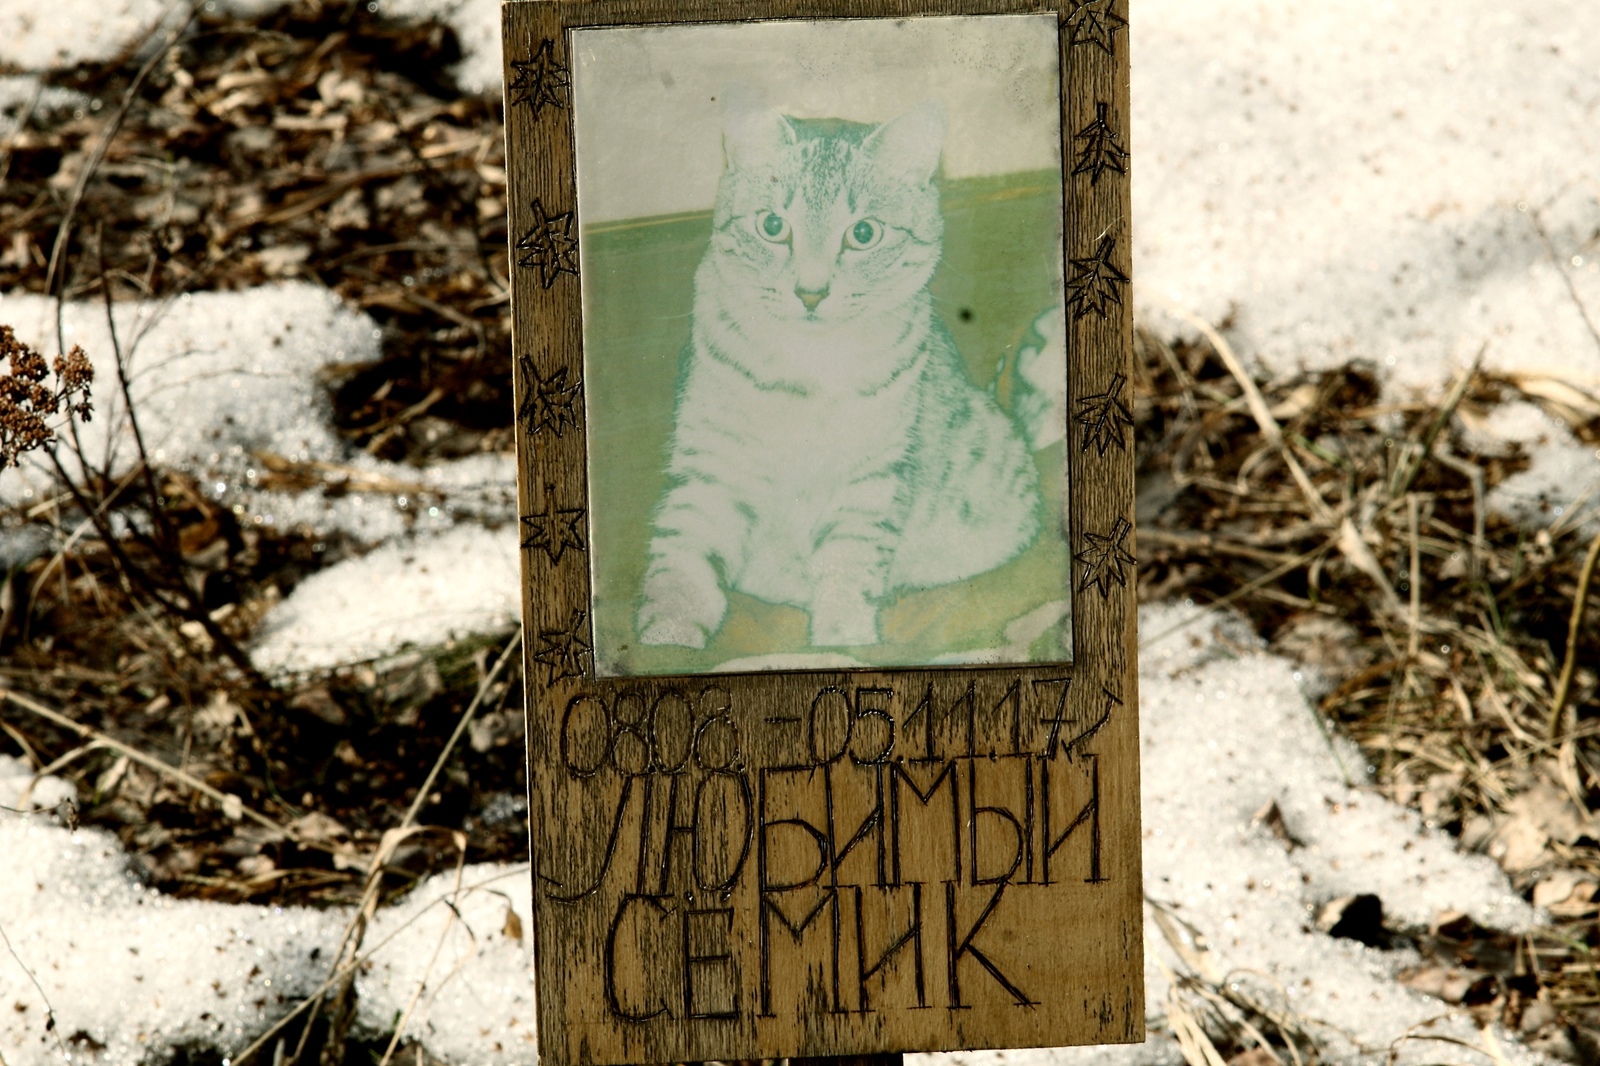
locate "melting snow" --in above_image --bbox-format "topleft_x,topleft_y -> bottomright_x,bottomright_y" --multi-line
4,0 -> 1598,1062
1134,0 -> 1600,400
0,758 -> 345,1065
252,523 -> 519,675
355,863 -> 540,1061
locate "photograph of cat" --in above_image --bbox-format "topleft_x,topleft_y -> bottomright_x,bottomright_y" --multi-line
569,14 -> 1070,675
636,92 -> 1048,650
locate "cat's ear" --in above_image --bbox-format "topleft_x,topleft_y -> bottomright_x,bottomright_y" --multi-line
721,85 -> 795,170
864,100 -> 946,184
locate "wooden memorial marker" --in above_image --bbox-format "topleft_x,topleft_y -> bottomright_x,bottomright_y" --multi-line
504,2 -> 1140,1063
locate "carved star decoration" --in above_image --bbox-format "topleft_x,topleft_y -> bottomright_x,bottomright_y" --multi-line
533,609 -> 592,685
507,38 -> 571,119
517,356 -> 583,437
1076,370 -> 1134,456
516,199 -> 579,288
1067,0 -> 1128,56
1076,516 -> 1136,599
1072,102 -> 1129,186
521,491 -> 586,565
1066,236 -> 1129,321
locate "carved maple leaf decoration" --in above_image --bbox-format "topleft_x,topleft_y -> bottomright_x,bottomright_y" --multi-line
517,356 -> 583,437
521,492 -> 587,565
1072,102 -> 1128,186
1076,516 -> 1136,598
1066,236 -> 1129,321
1076,371 -> 1134,456
533,609 -> 592,685
1067,0 -> 1128,56
516,199 -> 579,288
507,38 -> 571,119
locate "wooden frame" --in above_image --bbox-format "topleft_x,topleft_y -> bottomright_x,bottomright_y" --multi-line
504,2 -> 1139,1063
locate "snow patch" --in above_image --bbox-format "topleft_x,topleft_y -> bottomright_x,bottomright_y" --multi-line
0,0 -> 173,70
0,757 -> 344,1066
1465,404 -> 1600,532
355,863 -> 540,1063
374,0 -> 502,94
1138,602 -> 1535,935
1133,0 -> 1600,395
0,75 -> 89,136
251,523 -> 519,674
0,286 -> 518,542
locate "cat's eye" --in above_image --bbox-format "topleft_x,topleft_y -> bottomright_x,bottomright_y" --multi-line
845,218 -> 884,250
756,211 -> 790,242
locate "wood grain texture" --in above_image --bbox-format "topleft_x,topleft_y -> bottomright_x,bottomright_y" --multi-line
504,3 -> 1141,1063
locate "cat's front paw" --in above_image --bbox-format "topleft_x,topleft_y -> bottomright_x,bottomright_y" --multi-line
639,615 -> 710,648
808,584 -> 879,646
637,564 -> 727,648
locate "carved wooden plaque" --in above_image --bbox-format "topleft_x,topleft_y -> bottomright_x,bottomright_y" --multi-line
505,2 -> 1139,1063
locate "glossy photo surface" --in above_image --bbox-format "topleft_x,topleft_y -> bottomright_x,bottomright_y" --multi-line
571,15 -> 1071,677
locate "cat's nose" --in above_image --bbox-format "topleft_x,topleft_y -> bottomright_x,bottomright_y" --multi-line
795,284 -> 829,312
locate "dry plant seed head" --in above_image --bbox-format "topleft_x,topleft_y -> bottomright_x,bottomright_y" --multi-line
0,325 -> 94,469
54,346 -> 94,421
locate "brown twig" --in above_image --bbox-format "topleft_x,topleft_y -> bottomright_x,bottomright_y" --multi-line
1165,304 -> 1334,523
0,77 -> 42,193
0,918 -> 64,1060
0,687 -> 295,840
43,446 -> 270,688
1548,526 -> 1600,739
269,626 -> 522,1066
46,0 -> 199,352
1397,352 -> 1481,497
95,225 -> 179,558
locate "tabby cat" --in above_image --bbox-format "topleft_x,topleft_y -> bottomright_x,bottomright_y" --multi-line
637,92 -> 1043,649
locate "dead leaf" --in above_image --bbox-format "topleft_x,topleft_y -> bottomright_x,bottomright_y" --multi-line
1268,383 -> 1319,421
325,188 -> 370,231
1487,777 -> 1594,872
1274,614 -> 1371,680
1226,1050 -> 1279,1066
289,686 -> 347,726
291,811 -> 349,845
255,244 -> 310,276
1400,965 -> 1494,1004
1252,798 -> 1303,850
195,690 -> 250,737
237,854 -> 276,878
1533,868 -> 1598,916
93,754 -> 130,800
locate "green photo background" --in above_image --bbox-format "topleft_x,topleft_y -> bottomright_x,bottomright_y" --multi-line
581,170 -> 1071,676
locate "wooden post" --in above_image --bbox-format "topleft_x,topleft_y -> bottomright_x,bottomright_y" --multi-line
503,3 -> 1142,1064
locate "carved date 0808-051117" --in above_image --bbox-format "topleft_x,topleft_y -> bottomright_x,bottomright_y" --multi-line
535,675 -> 1118,1022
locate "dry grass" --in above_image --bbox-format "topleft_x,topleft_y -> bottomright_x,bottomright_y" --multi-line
1132,321 -> 1600,1058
